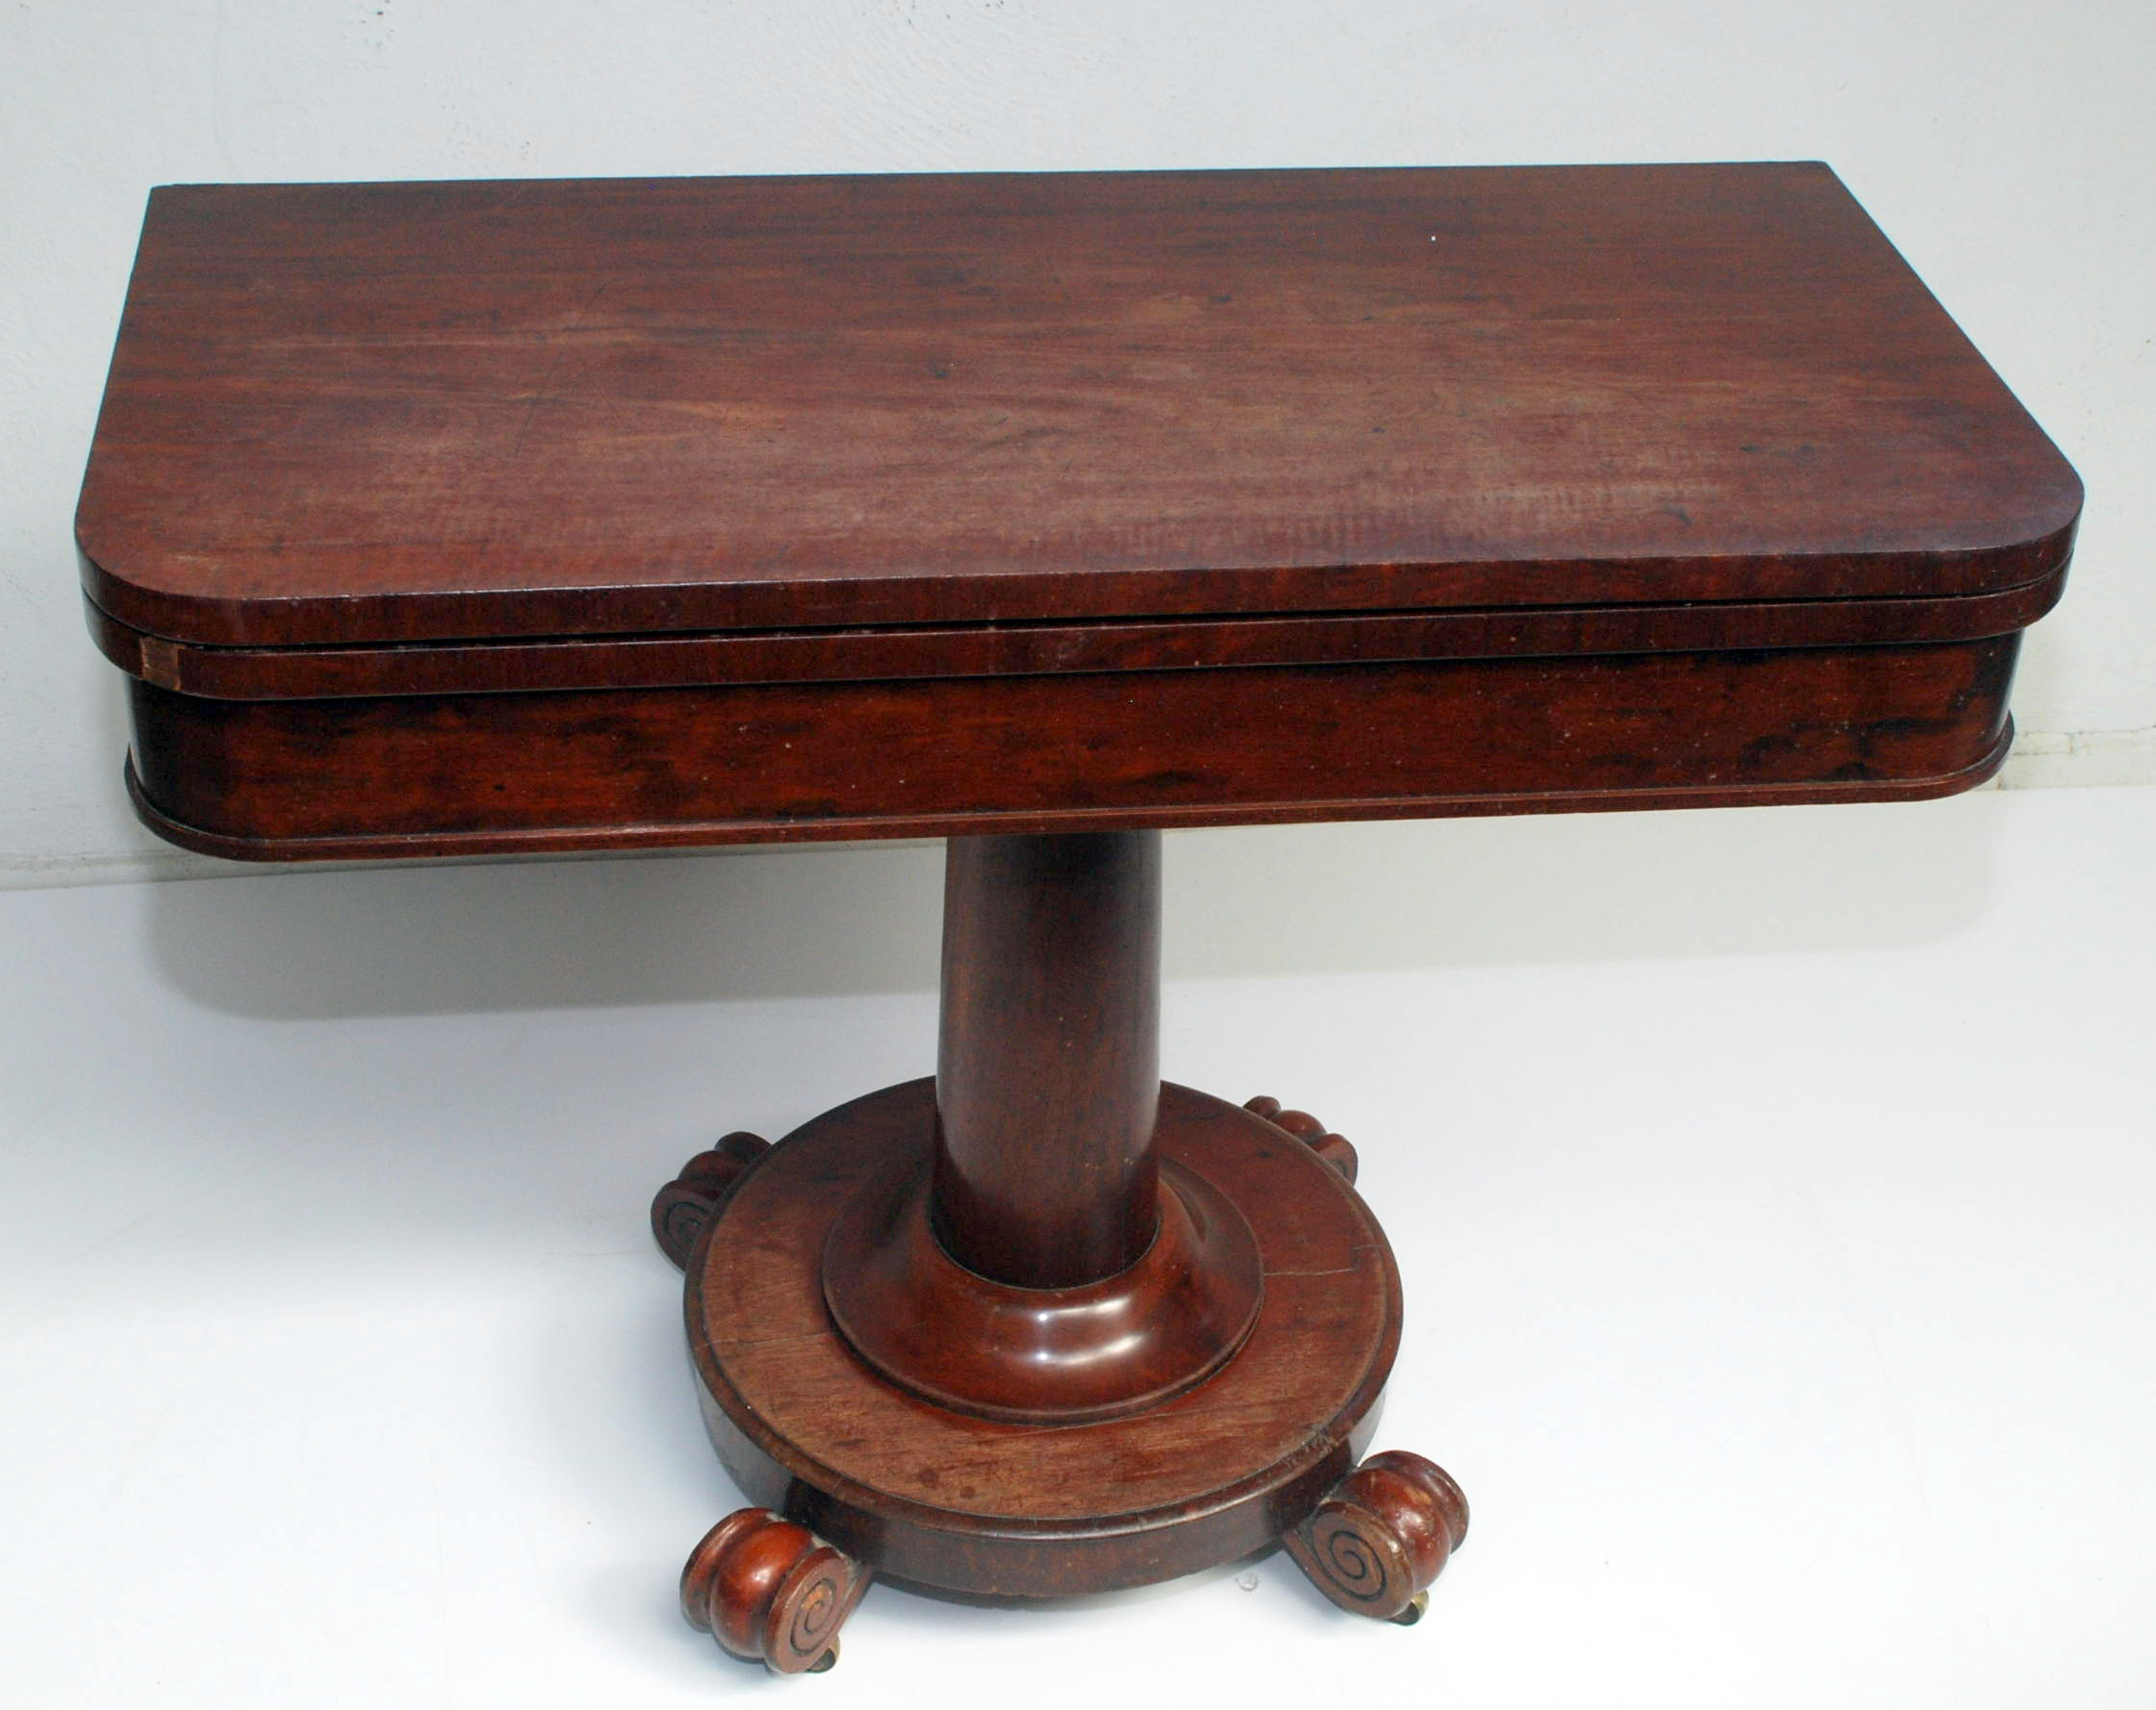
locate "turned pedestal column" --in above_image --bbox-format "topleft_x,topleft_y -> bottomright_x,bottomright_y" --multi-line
653,832 -> 1467,1672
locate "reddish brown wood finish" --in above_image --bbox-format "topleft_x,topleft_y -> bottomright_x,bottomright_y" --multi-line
651,1132 -> 771,1270
1246,1095 -> 1359,1184
1286,1451 -> 1471,1623
685,1078 -> 1404,1597
122,636 -> 2021,860
73,164 -> 2082,1667
78,165 -> 2077,649
680,1508 -> 867,1675
676,831 -> 1436,1632
932,833 -> 1160,1286
82,569 -> 2066,703
80,164 -> 2076,862
820,1156 -> 1262,1423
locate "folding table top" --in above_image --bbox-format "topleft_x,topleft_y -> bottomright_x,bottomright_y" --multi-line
77,162 -> 2078,653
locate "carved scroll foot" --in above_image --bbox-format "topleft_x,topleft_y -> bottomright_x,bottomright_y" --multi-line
1286,1451 -> 1469,1623
1245,1094 -> 1359,1183
650,1132 -> 771,1269
681,1508 -> 871,1675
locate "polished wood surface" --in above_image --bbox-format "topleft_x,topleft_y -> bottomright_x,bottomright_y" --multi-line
83,564 -> 2065,702
933,833 -> 1160,1286
82,163 -> 2076,860
685,1077 -> 1408,1596
78,165 -> 2077,649
124,635 -> 2022,859
679,1509 -> 866,1675
649,838 -> 1451,1653
650,1131 -> 770,1271
73,163 -> 2077,1671
1246,1096 -> 1359,1184
1287,1451 -> 1471,1624
820,1155 -> 1262,1424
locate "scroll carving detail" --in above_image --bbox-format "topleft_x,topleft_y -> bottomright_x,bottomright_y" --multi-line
1244,1094 -> 1359,1183
680,1508 -> 869,1674
650,1131 -> 771,1269
1286,1451 -> 1470,1623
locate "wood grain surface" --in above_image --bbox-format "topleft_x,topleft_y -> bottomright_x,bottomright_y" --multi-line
932,833 -> 1160,1286
822,833 -> 1263,1425
124,635 -> 2022,858
78,164 -> 2079,649
687,1078 -> 1400,1595
83,571 -> 2066,702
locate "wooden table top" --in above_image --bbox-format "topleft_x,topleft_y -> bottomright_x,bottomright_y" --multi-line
77,163 -> 2078,650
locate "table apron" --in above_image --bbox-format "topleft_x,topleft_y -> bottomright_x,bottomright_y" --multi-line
124,636 -> 2021,861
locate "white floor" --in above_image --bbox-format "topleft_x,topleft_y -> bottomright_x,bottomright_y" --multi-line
3,787 -> 2152,1709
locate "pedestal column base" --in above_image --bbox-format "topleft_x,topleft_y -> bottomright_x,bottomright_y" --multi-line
663,1078 -> 1465,1641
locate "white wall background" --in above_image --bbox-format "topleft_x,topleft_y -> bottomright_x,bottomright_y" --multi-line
4,0 -> 2153,884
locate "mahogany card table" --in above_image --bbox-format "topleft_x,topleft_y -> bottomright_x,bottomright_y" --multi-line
76,163 -> 2078,1672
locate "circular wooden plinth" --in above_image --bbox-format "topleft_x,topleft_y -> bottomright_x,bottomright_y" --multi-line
686,1078 -> 1402,1598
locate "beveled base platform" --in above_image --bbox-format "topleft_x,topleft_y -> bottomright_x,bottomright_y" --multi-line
697,1076 -> 1396,1589
657,1078 -> 1469,1670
